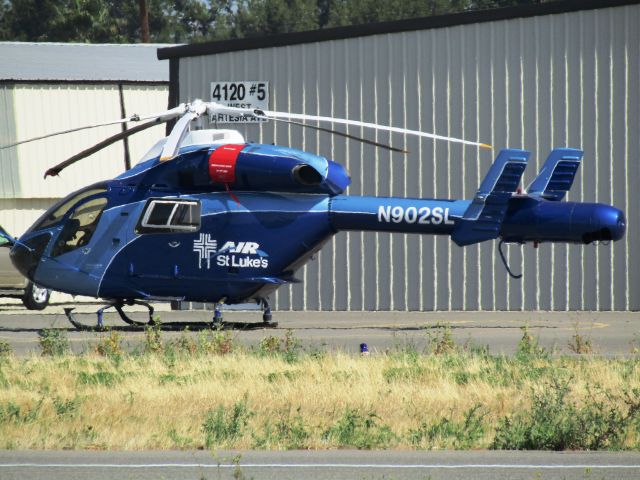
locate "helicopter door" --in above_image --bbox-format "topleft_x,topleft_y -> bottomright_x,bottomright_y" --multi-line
119,199 -> 201,297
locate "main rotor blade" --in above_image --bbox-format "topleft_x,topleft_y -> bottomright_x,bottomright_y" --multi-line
258,109 -> 492,150
266,116 -> 408,153
44,118 -> 166,178
205,103 -> 491,149
1,118 -> 137,150
2,104 -> 186,150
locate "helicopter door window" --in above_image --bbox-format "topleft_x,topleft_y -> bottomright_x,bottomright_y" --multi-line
52,197 -> 108,257
136,199 -> 201,233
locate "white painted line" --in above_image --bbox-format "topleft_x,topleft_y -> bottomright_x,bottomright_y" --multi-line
1,463 -> 639,469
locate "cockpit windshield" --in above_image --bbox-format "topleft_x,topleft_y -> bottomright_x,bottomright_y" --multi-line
51,196 -> 108,257
32,183 -> 108,231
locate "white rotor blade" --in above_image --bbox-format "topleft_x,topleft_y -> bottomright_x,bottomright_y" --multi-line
261,110 -> 492,149
205,102 -> 491,149
137,103 -> 188,122
0,104 -> 187,150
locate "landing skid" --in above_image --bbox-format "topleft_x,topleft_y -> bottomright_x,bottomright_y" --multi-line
64,301 -> 155,331
63,300 -> 278,331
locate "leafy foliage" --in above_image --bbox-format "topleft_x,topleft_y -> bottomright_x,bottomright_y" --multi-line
38,329 -> 70,356
409,404 -> 486,449
0,0 -> 559,43
0,340 -> 12,357
258,329 -> 301,363
323,408 -> 396,448
492,379 -> 640,450
94,330 -> 124,358
252,406 -> 310,448
202,398 -> 253,447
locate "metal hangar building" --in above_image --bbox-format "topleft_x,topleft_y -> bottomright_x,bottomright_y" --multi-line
0,42 -> 170,236
158,0 -> 639,312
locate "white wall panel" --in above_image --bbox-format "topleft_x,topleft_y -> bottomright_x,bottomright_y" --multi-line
4,84 -> 168,199
0,198 -> 56,236
0,86 -> 20,198
12,85 -> 123,198
178,4 -> 639,311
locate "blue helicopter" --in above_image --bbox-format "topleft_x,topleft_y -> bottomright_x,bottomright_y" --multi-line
1,100 -> 626,329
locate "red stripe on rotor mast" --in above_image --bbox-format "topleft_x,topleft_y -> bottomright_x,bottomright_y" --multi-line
208,144 -> 245,184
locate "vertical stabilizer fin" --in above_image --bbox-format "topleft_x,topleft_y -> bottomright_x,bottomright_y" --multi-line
452,149 -> 529,246
527,148 -> 583,201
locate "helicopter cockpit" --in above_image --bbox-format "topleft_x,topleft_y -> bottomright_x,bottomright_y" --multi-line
11,183 -> 109,279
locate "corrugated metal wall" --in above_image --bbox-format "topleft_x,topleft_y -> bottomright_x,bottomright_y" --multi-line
178,4 -> 639,311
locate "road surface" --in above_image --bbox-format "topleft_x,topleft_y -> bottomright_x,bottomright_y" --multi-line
0,302 -> 637,356
0,450 -> 639,480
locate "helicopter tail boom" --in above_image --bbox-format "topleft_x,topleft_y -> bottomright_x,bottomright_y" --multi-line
329,195 -> 466,235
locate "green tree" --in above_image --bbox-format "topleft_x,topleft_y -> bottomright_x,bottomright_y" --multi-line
324,0 -> 463,27
232,0 -> 319,38
0,0 -> 559,43
0,0 -> 218,43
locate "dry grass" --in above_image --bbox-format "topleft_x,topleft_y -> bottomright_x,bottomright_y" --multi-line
1,342 -> 639,450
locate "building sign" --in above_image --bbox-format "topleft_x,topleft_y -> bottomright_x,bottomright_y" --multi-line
210,81 -> 269,124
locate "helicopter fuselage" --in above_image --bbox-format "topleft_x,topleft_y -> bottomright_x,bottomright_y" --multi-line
10,140 -> 625,306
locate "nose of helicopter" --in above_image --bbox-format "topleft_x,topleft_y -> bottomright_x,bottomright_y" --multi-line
9,233 -> 52,281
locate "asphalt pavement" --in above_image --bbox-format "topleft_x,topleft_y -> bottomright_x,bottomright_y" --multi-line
1,450 -> 639,480
0,302 -> 638,356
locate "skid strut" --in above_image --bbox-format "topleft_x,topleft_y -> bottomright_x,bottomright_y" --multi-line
261,298 -> 277,328
64,301 -> 155,331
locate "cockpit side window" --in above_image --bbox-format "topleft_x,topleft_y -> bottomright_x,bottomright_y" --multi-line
52,197 -> 108,257
136,199 -> 201,234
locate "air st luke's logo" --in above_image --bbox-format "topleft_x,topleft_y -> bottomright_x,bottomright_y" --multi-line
193,233 -> 217,269
193,235 -> 270,269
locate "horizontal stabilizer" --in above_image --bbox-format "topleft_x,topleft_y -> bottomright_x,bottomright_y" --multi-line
452,149 -> 529,246
527,148 -> 583,201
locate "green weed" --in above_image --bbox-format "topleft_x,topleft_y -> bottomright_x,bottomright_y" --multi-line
258,330 -> 301,363
383,364 -> 426,382
492,379 -> 640,450
429,323 -> 457,355
167,428 -> 194,449
144,323 -> 163,354
77,371 -> 122,387
516,326 -> 547,359
202,398 -> 253,448
0,339 -> 12,357
94,330 -> 124,358
409,405 -> 486,449
52,395 -> 81,417
323,409 -> 396,449
159,373 -> 193,386
258,335 -> 280,355
172,328 -> 198,356
253,406 -> 310,449
568,325 -> 594,354
0,399 -> 43,424
39,329 -> 70,356
198,328 -> 234,355
262,370 -> 300,383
